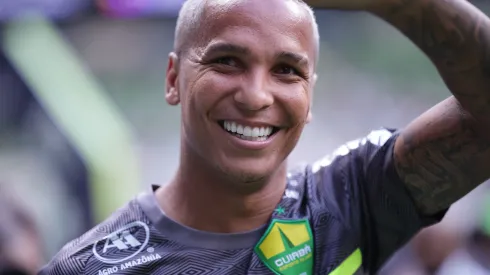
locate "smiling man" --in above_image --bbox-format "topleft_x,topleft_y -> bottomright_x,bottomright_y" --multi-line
40,0 -> 490,274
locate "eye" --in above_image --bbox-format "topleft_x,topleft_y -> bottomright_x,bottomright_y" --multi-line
213,57 -> 239,67
275,65 -> 300,75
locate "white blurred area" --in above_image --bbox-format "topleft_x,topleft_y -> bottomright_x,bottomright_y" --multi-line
0,0 -> 489,273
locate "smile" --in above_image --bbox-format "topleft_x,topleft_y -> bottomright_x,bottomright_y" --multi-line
218,120 -> 280,142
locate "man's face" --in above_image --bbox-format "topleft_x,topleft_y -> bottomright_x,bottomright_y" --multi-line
167,0 -> 317,183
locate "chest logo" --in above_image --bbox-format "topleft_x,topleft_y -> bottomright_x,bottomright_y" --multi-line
255,219 -> 314,275
93,221 -> 150,264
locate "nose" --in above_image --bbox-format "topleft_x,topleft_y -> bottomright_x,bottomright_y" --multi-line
233,70 -> 274,112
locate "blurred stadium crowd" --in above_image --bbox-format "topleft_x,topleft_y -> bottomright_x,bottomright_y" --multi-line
0,0 -> 489,274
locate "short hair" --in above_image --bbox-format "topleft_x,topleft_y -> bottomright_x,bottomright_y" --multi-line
174,0 -> 320,63
173,0 -> 207,56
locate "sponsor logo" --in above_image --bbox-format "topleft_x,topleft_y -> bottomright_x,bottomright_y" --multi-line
97,253 -> 162,275
93,221 -> 150,264
255,219 -> 314,275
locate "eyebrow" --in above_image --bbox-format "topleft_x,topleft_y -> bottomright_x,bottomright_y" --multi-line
276,51 -> 310,68
201,42 -> 251,57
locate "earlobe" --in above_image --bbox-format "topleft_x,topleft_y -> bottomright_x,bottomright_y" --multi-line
166,52 -> 181,106
166,87 -> 180,105
306,111 -> 313,124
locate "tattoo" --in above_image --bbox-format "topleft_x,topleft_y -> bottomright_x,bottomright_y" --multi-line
372,0 -> 490,214
394,98 -> 490,214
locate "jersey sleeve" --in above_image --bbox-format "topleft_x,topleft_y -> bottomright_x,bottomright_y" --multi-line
37,199 -> 149,275
311,128 -> 447,273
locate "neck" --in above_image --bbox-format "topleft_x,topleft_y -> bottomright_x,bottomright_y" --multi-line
156,146 -> 287,233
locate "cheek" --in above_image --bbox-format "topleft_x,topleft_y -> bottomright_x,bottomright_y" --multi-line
280,87 -> 311,125
188,73 -> 238,113
180,72 -> 239,139
179,70 -> 211,116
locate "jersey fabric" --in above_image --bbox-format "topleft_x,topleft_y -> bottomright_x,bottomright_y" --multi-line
39,128 -> 446,275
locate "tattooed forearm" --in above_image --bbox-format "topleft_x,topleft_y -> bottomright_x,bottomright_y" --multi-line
394,97 -> 490,214
371,0 -> 490,215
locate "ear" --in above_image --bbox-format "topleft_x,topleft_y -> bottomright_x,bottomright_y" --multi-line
306,73 -> 318,124
166,52 -> 180,106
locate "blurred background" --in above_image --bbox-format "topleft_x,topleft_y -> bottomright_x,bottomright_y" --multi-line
0,0 -> 489,274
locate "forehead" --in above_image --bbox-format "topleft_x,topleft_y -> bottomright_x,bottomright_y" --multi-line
197,0 -> 316,62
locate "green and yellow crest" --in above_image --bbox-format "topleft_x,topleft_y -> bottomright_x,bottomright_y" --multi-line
255,219 -> 314,275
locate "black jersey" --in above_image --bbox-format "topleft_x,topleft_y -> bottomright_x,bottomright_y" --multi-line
39,129 -> 445,275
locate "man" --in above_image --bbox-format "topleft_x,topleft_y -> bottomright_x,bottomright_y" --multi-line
0,189 -> 44,275
40,0 -> 490,274
437,199 -> 490,275
436,228 -> 490,275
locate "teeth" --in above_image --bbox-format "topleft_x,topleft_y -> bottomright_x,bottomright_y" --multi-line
222,121 -> 275,139
252,127 -> 260,137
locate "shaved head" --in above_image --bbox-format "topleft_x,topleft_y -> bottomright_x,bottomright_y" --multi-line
166,0 -> 319,187
174,0 -> 320,63
173,0 -> 207,55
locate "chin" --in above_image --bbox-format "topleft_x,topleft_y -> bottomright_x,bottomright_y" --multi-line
218,158 -> 284,185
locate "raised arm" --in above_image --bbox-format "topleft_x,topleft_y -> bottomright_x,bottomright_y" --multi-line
305,0 -> 490,215
373,0 -> 490,215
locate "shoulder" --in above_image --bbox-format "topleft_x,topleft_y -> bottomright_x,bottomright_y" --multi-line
286,128 -> 398,196
39,199 -> 149,275
299,128 -> 400,219
311,128 -> 397,176
287,128 -> 399,189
